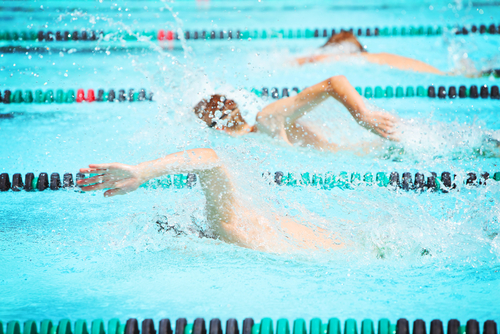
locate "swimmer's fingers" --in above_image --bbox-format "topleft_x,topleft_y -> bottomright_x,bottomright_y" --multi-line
80,163 -> 130,174
103,179 -> 140,197
374,126 -> 400,142
77,174 -> 106,186
79,181 -> 114,192
77,174 -> 118,186
103,188 -> 127,197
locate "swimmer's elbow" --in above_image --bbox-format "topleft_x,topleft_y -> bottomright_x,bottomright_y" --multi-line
330,75 -> 347,82
326,75 -> 349,90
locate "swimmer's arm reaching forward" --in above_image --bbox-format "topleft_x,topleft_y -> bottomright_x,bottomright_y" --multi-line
296,53 -> 445,75
78,148 -> 343,253
256,75 -> 398,142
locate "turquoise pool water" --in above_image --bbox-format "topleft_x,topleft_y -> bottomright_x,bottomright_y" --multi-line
1,0 -> 500,325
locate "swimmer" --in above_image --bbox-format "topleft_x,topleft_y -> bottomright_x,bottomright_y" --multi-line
78,148 -> 343,253
295,31 -> 489,77
194,75 -> 399,152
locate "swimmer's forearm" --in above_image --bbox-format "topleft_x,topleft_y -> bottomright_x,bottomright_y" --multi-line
326,75 -> 368,121
136,148 -> 221,182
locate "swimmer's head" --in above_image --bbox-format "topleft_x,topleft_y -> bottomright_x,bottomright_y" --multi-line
193,94 -> 247,130
321,31 -> 366,52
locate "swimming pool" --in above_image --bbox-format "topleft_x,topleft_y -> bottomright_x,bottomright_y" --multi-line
1,0 -> 500,326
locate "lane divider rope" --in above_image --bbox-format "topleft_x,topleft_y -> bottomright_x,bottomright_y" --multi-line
0,317 -> 496,334
2,84 -> 499,105
0,171 -> 498,193
0,23 -> 499,43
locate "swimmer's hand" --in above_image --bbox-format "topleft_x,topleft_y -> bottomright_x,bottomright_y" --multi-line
356,109 -> 399,141
78,163 -> 144,197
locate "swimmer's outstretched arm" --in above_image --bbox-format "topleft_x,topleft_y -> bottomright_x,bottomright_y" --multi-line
256,75 -> 398,141
296,52 -> 445,75
78,148 -> 238,240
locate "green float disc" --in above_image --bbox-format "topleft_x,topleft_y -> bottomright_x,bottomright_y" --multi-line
400,27 -> 407,35
55,90 -> 64,103
32,177 -> 38,190
326,319 -> 341,334
107,319 -> 120,334
395,86 -> 404,98
58,319 -> 72,334
363,172 -> 373,183
261,30 -> 268,39
364,87 -> 373,98
392,27 -> 398,35
13,90 -> 23,103
436,26 -> 443,34
301,172 -> 311,186
260,318 -> 273,334
276,319 -> 289,334
361,320 -> 373,334
50,327 -> 58,334
338,171 -> 349,188
376,172 -> 389,187
344,319 -> 357,334
378,319 -> 390,334
252,324 -> 260,334
296,29 -> 302,38
173,174 -> 186,188
311,173 -> 323,186
406,86 -> 415,97
458,326 -> 466,334
287,172 -> 297,186
310,319 -> 322,334
91,320 -> 105,334
389,324 -> 396,334
287,29 -> 293,38
34,90 -> 44,103
44,90 -> 54,103
374,86 -> 384,98
24,321 -> 38,334
381,27 -> 389,35
385,86 -> 394,98
40,320 -> 54,334
292,319 -> 306,334
74,320 -> 89,334
24,90 -> 34,103
7,321 -> 21,334
117,324 -> 125,334
416,86 -> 426,97
183,324 -> 193,334
324,171 -> 335,189
66,90 -> 76,103
351,172 -> 361,183
493,172 -> 500,181
427,26 -> 433,35
355,87 -> 362,95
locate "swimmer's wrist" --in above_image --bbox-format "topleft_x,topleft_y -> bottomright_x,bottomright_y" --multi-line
134,164 -> 154,184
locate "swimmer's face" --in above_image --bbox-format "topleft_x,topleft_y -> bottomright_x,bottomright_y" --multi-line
193,94 -> 247,129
